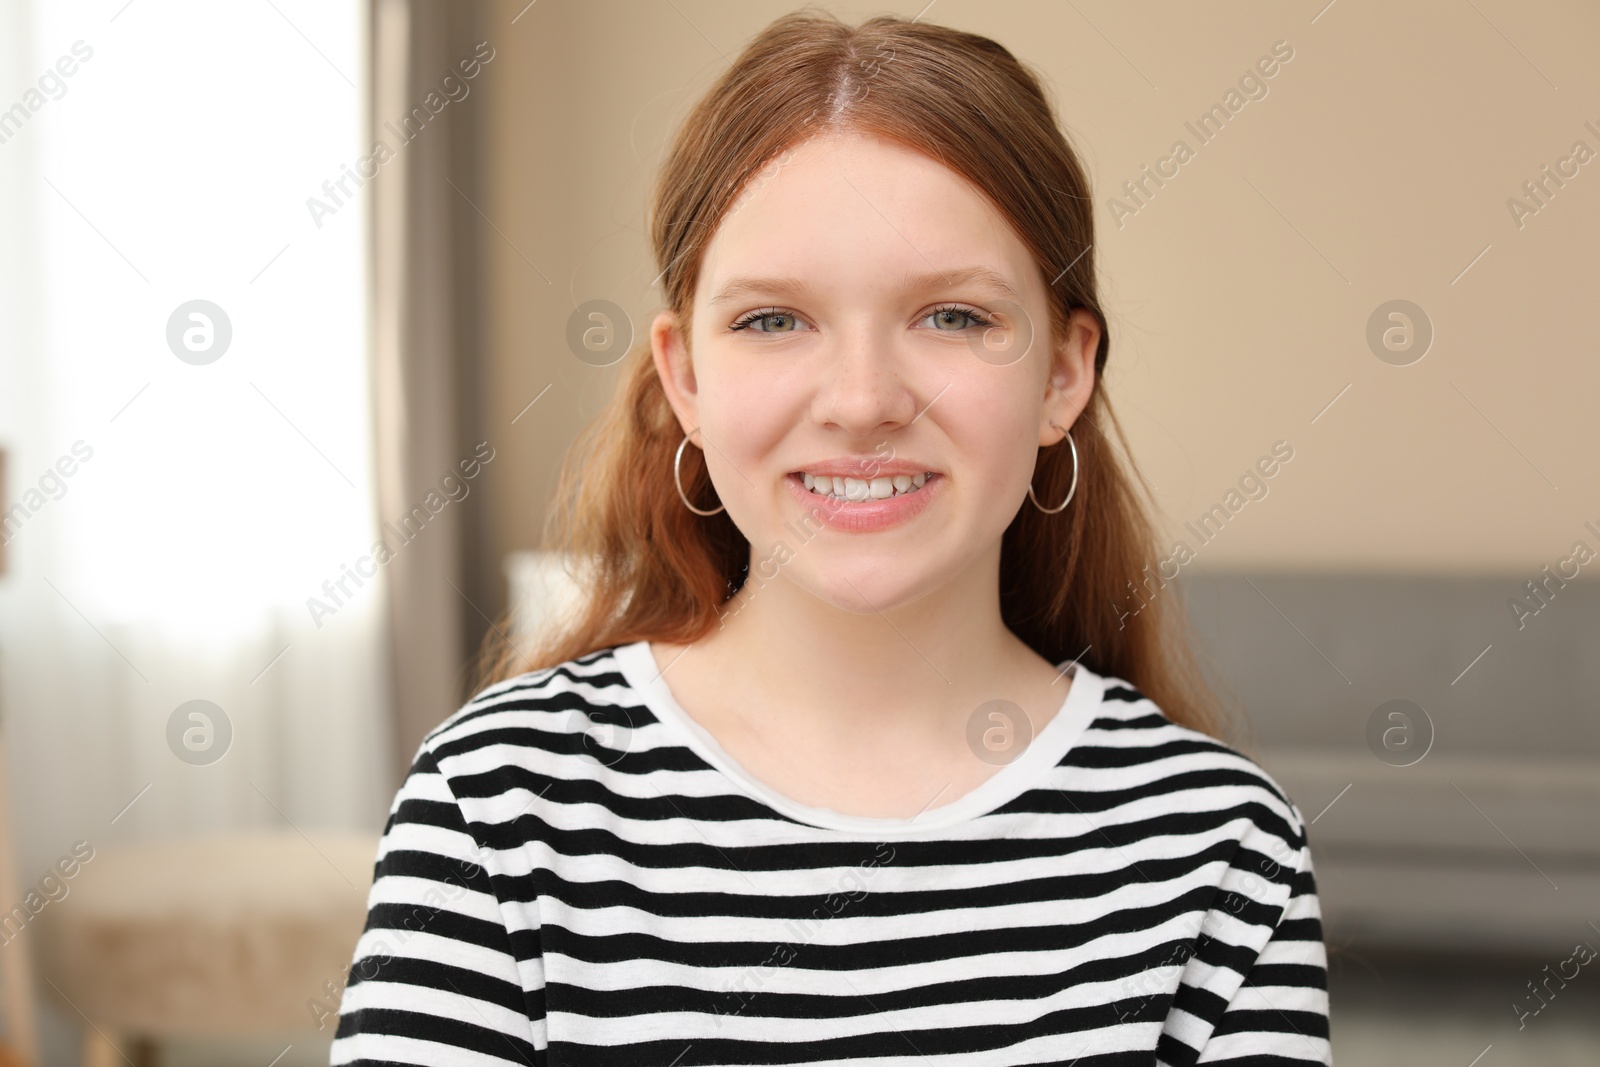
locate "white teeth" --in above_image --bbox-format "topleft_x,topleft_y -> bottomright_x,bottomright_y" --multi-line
797,471 -> 935,501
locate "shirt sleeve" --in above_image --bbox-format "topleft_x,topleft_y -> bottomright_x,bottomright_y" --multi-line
330,743 -> 546,1066
1194,830 -> 1333,1065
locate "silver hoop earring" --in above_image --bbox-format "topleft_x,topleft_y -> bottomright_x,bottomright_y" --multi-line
674,431 -> 725,516
1027,427 -> 1078,514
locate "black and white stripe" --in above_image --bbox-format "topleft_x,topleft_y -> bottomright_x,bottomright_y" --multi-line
332,643 -> 1331,1065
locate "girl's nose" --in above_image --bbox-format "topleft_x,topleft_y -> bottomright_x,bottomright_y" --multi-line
811,328 -> 919,435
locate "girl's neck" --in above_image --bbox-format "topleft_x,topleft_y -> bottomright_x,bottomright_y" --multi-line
673,544 -> 1045,738
643,545 -> 1074,820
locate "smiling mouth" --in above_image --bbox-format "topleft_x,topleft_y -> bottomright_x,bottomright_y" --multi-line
795,471 -> 938,502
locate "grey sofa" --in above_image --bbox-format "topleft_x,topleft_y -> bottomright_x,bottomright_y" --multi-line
1181,571 -> 1600,956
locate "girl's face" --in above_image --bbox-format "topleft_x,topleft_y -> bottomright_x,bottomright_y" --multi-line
652,130 -> 1098,615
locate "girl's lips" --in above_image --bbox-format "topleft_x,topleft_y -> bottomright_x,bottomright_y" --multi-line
783,471 -> 942,533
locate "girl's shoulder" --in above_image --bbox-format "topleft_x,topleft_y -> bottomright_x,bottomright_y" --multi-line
419,644 -> 644,754
1079,670 -> 1310,850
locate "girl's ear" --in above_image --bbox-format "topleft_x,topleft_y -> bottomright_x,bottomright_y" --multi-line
651,309 -> 700,434
1041,306 -> 1100,445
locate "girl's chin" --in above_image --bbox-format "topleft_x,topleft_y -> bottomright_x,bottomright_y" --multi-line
737,562 -> 937,619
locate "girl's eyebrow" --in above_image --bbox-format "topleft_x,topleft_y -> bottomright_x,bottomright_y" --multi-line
706,265 -> 1022,308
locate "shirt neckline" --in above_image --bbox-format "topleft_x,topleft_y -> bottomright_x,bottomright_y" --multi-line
610,639 -> 1106,837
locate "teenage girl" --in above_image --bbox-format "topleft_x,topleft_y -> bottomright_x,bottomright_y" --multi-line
333,11 -> 1331,1065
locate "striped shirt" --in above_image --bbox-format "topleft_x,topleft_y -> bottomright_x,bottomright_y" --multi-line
332,641 -> 1332,1065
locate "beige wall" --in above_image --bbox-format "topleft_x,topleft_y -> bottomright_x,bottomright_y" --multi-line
482,0 -> 1600,582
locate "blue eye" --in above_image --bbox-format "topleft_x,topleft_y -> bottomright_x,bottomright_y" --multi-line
924,304 -> 993,330
730,308 -> 806,333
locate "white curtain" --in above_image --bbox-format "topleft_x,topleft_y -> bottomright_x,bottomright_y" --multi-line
0,0 -> 392,895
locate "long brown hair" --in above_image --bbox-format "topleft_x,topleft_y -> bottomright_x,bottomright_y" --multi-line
475,8 -> 1232,739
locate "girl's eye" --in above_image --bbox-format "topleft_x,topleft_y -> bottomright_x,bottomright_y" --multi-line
728,304 -> 995,333
730,308 -> 808,333
924,304 -> 993,331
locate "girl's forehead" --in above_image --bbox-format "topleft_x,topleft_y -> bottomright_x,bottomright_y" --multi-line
738,130 -> 991,213
698,132 -> 1033,307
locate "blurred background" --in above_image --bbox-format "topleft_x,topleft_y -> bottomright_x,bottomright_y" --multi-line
0,0 -> 1596,1063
